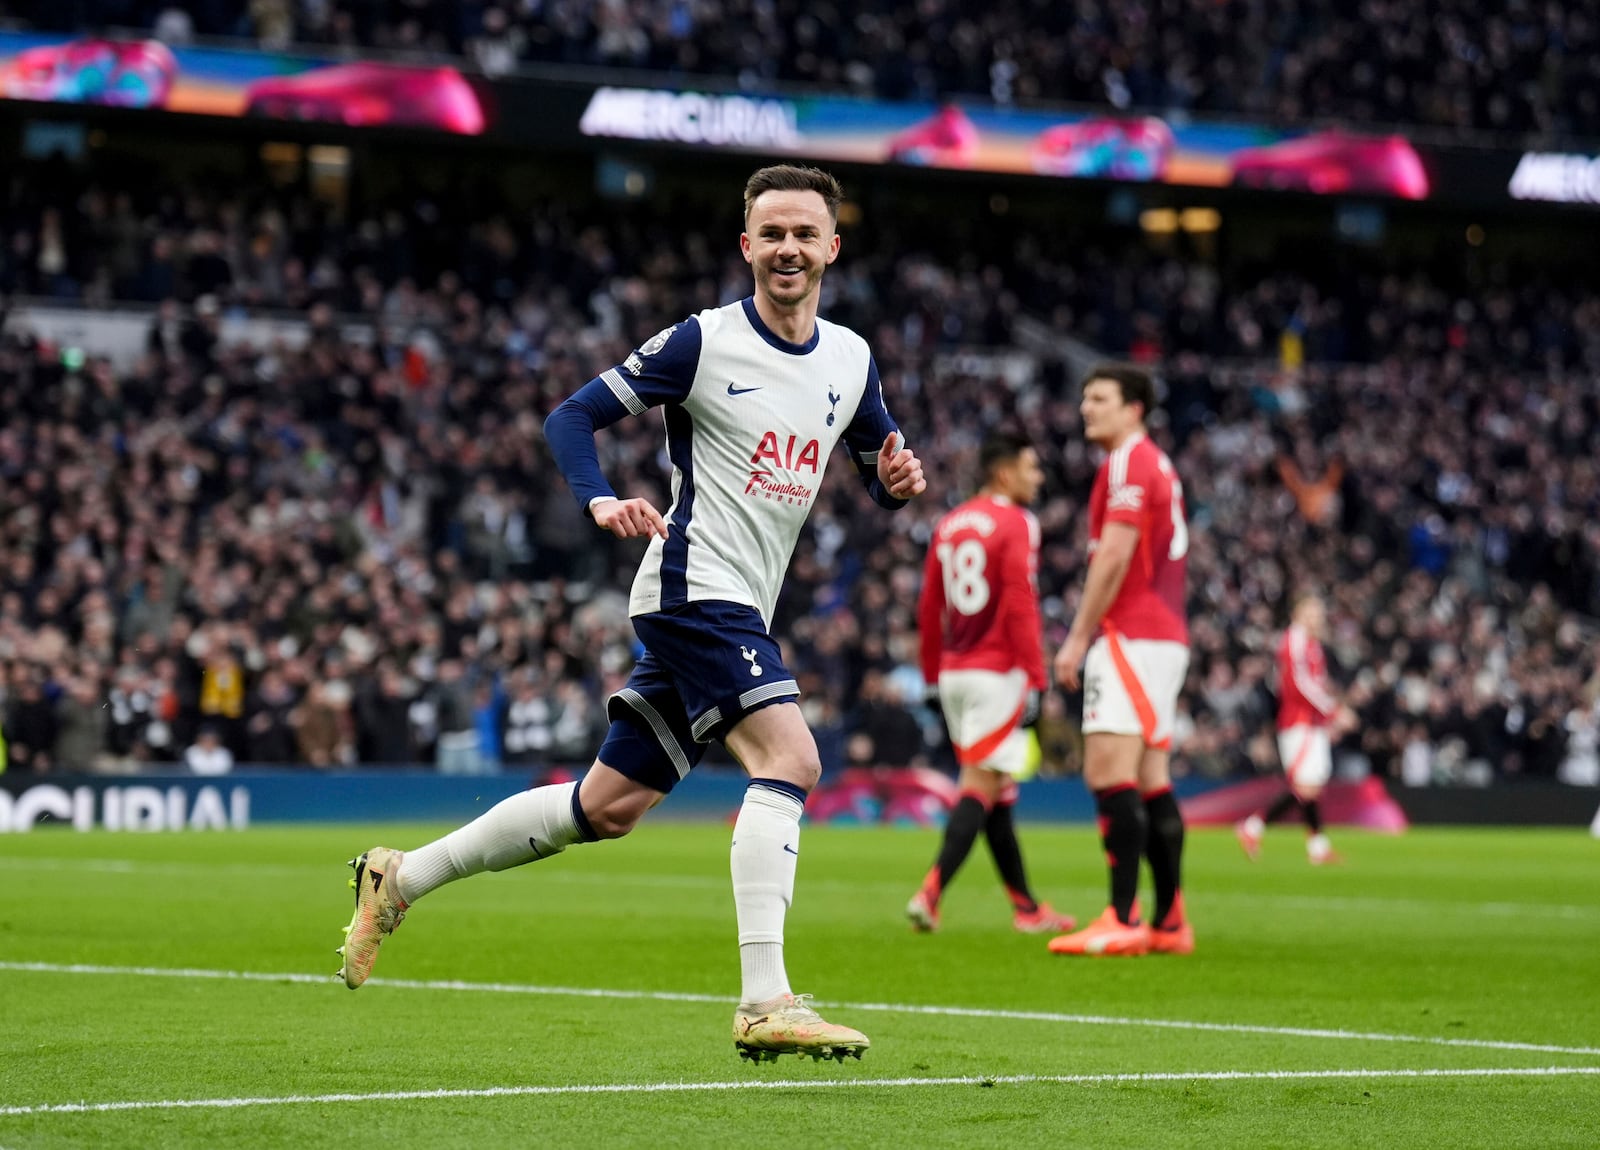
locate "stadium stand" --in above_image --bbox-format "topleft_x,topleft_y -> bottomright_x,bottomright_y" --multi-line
2,152 -> 1597,785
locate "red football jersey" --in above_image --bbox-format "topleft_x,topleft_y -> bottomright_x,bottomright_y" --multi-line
918,494 -> 1047,690
1088,433 -> 1188,644
1277,623 -> 1338,729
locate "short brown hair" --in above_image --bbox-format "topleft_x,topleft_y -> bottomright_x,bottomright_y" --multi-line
979,429 -> 1035,478
743,165 -> 845,223
1083,362 -> 1156,421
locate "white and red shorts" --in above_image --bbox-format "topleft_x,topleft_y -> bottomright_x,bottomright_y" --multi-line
938,667 -> 1031,777
1277,723 -> 1332,790
1081,633 -> 1189,750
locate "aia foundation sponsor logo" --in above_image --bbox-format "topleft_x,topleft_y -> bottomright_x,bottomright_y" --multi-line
746,431 -> 819,506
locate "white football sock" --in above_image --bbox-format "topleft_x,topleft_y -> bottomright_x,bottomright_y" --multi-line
731,781 -> 805,1006
395,781 -> 589,904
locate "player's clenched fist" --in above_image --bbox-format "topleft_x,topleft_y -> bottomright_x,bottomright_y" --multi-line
878,431 -> 927,499
592,497 -> 669,539
1053,633 -> 1089,692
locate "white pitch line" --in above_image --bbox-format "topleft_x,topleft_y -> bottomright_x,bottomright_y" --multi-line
4,960 -> 1599,1059
2,857 -> 1595,920
3,1067 -> 1598,1119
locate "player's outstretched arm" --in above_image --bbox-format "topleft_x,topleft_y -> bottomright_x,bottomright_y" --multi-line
1054,522 -> 1139,690
544,318 -> 701,519
544,378 -> 631,510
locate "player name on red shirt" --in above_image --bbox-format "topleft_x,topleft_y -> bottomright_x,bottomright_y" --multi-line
918,495 -> 1046,689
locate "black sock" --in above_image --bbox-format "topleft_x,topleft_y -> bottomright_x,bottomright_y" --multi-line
1303,799 -> 1323,834
1143,788 -> 1186,927
932,794 -> 990,898
1264,790 -> 1301,824
983,801 -> 1038,913
1095,785 -> 1147,924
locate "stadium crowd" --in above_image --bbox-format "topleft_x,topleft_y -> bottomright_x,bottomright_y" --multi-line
9,1 -> 1599,141
2,176 -> 1598,787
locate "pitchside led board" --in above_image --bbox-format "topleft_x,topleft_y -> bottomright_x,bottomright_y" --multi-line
0,30 -> 1594,210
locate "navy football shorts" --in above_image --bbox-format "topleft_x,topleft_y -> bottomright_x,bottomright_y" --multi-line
598,601 -> 800,793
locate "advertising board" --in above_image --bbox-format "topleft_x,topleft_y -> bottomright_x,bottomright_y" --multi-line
0,31 -> 1586,211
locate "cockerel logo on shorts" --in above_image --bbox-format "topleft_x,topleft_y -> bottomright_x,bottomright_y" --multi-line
741,646 -> 764,677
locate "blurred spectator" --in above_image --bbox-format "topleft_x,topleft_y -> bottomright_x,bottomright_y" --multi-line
245,667 -> 300,764
184,724 -> 235,775
197,638 -> 247,757
502,669 -> 555,765
4,672 -> 59,773
52,674 -> 108,771
472,677 -> 506,772
152,5 -> 195,44
546,680 -> 605,765
468,7 -> 526,76
431,658 -> 483,774
291,681 -> 346,767
106,667 -> 158,764
248,0 -> 295,50
849,669 -> 925,768
1560,698 -> 1600,787
352,665 -> 416,764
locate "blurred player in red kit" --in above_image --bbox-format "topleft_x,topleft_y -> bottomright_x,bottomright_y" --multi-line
907,431 -> 1076,935
1237,593 -> 1352,864
1049,364 -> 1193,957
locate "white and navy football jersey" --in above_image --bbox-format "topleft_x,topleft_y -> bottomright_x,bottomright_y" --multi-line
577,297 -> 903,626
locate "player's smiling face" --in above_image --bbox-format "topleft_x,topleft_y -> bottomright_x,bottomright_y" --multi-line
741,190 -> 840,312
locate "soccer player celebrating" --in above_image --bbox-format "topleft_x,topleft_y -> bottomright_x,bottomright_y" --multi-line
335,165 -> 926,1062
907,430 -> 1076,935
1048,364 -> 1193,957
1237,593 -> 1350,865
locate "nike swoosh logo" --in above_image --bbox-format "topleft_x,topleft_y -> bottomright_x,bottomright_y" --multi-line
727,383 -> 761,396
782,844 -> 799,856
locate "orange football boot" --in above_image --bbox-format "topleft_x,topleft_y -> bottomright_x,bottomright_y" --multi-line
1147,892 -> 1195,955
1013,903 -> 1077,934
1046,904 -> 1150,956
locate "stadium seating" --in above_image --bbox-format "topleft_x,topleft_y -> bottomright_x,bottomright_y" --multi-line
2,163 -> 1596,783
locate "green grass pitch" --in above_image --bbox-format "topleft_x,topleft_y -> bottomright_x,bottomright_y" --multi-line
1,819 -> 1596,1148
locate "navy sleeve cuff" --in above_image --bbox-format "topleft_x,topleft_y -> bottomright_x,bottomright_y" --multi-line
543,379 -> 630,511
866,477 -> 909,510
